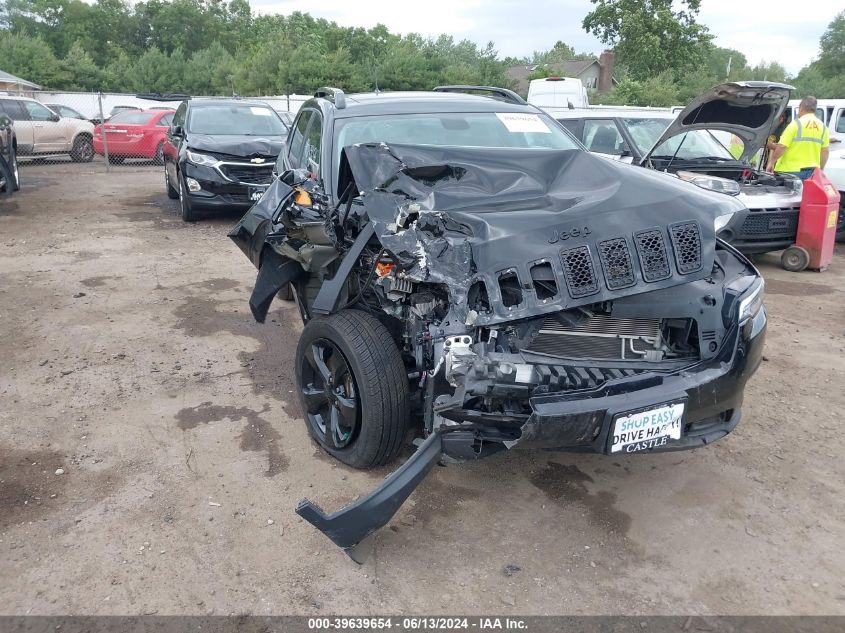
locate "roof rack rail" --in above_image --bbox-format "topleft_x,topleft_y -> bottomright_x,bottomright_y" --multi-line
432,85 -> 526,105
314,87 -> 346,109
136,93 -> 192,102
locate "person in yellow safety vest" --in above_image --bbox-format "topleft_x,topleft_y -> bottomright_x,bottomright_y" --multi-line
729,134 -> 744,160
766,95 -> 829,180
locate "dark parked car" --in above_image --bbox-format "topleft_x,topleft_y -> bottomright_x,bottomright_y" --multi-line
230,86 -> 767,560
45,104 -> 88,121
0,112 -> 19,195
163,99 -> 287,221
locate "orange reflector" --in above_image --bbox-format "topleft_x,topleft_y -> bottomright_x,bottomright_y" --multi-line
294,188 -> 312,206
375,262 -> 396,277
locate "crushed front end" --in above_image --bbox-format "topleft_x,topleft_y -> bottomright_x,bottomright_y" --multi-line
231,143 -> 766,559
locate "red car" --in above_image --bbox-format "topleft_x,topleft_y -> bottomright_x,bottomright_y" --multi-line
93,109 -> 175,164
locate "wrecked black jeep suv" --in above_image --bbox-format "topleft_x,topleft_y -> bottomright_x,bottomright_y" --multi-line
229,86 -> 766,559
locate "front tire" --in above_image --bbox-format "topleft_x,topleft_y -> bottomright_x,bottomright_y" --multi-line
9,144 -> 19,191
165,167 -> 178,199
70,135 -> 94,163
178,172 -> 197,222
295,310 -> 409,469
153,142 -> 165,166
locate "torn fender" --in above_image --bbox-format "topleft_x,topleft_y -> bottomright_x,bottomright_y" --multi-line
248,248 -> 303,323
296,431 -> 443,562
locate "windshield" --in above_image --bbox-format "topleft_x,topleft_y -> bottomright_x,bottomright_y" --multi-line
622,117 -> 735,161
333,111 -> 578,172
188,105 -> 286,136
109,111 -> 156,125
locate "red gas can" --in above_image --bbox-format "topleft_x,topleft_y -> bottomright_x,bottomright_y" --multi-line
781,169 -> 841,272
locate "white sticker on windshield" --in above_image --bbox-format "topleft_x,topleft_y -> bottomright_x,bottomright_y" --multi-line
496,112 -> 551,134
250,107 -> 271,116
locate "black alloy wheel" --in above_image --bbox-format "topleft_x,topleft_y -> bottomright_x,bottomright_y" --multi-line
300,338 -> 360,450
178,172 -> 197,222
165,167 -> 178,199
295,310 -> 409,469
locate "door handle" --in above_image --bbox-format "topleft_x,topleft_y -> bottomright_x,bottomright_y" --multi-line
34,124 -> 45,128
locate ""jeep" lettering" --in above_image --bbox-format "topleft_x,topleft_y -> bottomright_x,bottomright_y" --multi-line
547,226 -> 591,244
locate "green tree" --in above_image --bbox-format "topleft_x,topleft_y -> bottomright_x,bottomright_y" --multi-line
61,41 -> 104,90
583,0 -> 712,81
600,71 -> 679,106
817,11 -> 845,78
0,30 -> 66,87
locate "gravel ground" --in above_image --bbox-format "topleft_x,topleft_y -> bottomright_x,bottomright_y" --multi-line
1,162 -> 844,616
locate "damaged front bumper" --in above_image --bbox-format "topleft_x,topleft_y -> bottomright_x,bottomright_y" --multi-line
298,307 -> 766,560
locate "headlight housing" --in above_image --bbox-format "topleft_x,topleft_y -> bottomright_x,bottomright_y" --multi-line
186,150 -> 218,167
677,170 -> 741,196
738,280 -> 764,322
714,212 -> 734,233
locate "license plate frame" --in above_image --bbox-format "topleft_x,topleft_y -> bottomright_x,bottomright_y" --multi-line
610,401 -> 685,454
248,186 -> 268,202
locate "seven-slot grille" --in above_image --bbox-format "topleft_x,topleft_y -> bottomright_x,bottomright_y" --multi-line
597,238 -> 635,289
220,163 -> 274,185
668,221 -> 703,274
633,228 -> 671,282
560,246 -> 599,298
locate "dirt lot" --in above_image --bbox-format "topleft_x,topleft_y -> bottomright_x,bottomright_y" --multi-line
1,161 -> 844,616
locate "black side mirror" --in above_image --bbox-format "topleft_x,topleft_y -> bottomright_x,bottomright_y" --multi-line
171,125 -> 184,137
50,113 -> 60,122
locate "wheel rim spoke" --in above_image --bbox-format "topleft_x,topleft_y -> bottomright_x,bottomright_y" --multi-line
299,338 -> 359,450
328,406 -> 350,448
334,393 -> 357,428
301,384 -> 328,414
306,343 -> 332,384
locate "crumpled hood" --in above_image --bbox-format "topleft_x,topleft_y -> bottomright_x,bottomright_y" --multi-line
186,133 -> 284,159
344,143 -> 734,326
643,81 -> 794,163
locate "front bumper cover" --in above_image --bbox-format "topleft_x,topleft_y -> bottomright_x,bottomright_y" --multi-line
297,307 -> 766,561
181,161 -> 268,210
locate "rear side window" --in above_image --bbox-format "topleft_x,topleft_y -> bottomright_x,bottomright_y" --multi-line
0,99 -> 30,121
173,103 -> 187,128
557,118 -> 583,138
158,113 -> 174,127
835,110 -> 845,134
583,119 -> 625,155
109,111 -> 156,125
287,110 -> 312,169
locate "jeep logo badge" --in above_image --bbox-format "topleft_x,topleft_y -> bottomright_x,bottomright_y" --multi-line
548,226 -> 591,244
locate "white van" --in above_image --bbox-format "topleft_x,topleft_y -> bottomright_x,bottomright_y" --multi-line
527,77 -> 589,109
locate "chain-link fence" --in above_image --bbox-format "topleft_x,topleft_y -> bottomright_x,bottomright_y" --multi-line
2,90 -> 308,172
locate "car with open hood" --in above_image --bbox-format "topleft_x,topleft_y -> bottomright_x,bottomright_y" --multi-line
162,98 -> 288,221
229,86 -> 767,560
553,82 -> 829,252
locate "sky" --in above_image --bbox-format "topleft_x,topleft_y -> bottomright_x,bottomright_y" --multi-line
250,0 -> 833,75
